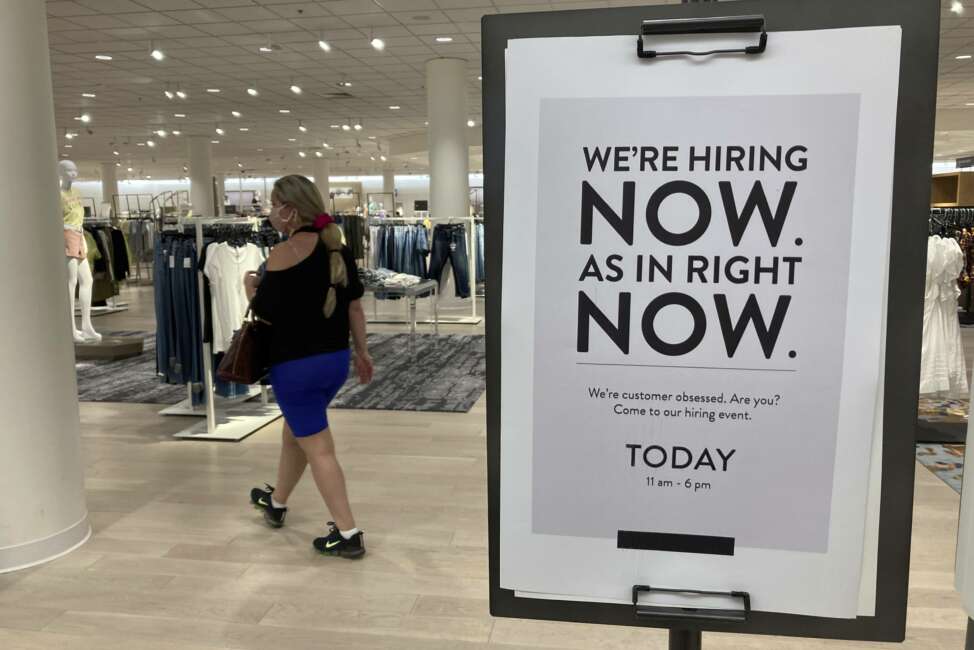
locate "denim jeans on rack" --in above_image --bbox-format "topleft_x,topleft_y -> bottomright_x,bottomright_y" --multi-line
475,223 -> 485,282
427,224 -> 470,298
154,237 -> 176,382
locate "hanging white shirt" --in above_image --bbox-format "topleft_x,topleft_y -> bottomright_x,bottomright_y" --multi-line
203,242 -> 265,354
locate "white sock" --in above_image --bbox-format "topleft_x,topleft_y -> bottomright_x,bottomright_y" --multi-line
340,527 -> 360,540
271,496 -> 287,509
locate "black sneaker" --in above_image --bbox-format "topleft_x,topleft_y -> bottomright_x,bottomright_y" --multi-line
250,483 -> 287,528
313,522 -> 365,559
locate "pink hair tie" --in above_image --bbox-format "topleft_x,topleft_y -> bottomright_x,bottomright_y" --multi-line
313,213 -> 334,230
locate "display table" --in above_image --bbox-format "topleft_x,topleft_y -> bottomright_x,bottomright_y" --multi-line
365,279 -> 439,345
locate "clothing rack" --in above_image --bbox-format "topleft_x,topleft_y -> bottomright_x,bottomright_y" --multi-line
368,215 -> 482,325
161,216 -> 280,442
81,218 -> 129,314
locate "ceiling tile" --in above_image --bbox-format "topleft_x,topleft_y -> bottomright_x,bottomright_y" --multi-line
118,12 -> 181,26
342,13 -> 406,27
47,17 -> 86,31
197,22 -> 256,36
68,14 -> 135,29
75,0 -> 148,11
145,24 -> 212,38
240,19 -> 298,32
324,0 -> 386,15
266,2 -> 333,18
218,5 -> 281,20
409,23 -> 458,35
445,7 -> 494,20
194,0 -> 257,6
163,9 -> 228,22
100,27 -> 155,39
47,1 -> 99,16
134,0 -> 203,9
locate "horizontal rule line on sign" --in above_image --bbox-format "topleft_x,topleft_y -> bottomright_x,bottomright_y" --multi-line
576,362 -> 797,373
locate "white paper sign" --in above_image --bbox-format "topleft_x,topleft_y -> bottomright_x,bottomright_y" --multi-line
500,27 -> 900,618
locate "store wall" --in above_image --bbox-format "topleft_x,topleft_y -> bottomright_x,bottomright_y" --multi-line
74,173 -> 485,218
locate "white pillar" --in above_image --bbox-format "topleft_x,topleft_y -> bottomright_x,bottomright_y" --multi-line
0,0 -> 90,573
214,173 -> 226,216
313,158 -> 331,212
426,58 -> 470,220
189,136 -> 213,216
99,162 -> 118,217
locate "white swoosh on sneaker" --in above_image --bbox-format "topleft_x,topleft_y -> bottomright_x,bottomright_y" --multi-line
325,540 -> 342,549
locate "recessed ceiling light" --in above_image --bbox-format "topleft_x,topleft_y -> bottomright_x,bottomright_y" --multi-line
206,88 -> 221,93
342,124 -> 351,131
958,55 -> 973,60
237,162 -> 243,168
95,54 -> 113,61
115,162 -> 121,167
215,127 -> 225,135
164,90 -> 175,100
290,84 -> 302,95
259,45 -> 274,53
136,142 -> 145,147
380,155 -> 387,162
173,113 -> 186,118
156,129 -> 167,138
319,39 -> 331,52
370,37 -> 385,51
315,151 -> 323,158
240,127 -> 249,132
231,111 -> 242,118
435,36 -> 454,43
127,167 -> 133,172
323,143 -> 331,149
953,1 -> 964,14
298,151 -> 307,158
368,136 -> 376,140
337,81 -> 352,88
353,122 -> 363,131
288,138 -> 297,142
172,130 -> 181,135
247,86 -> 259,97
64,144 -> 73,149
298,121 -> 307,132
477,75 -> 482,81
211,140 -> 220,144
78,113 -> 91,123
82,92 -> 97,98
389,105 -> 401,110
176,90 -> 187,100
65,132 -> 76,140
146,140 -> 156,148
330,124 -> 340,129
146,175 -> 152,179
151,47 -> 165,62
279,109 -> 291,114
112,150 -> 119,156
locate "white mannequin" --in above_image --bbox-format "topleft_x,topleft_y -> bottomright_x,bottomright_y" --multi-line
59,160 -> 101,343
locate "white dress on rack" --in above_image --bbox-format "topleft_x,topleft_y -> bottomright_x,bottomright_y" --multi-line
919,235 -> 969,397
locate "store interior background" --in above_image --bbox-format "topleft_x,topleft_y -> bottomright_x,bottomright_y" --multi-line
1,0 -> 973,648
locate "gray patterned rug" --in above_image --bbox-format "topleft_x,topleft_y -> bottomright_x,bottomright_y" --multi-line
76,332 -> 486,413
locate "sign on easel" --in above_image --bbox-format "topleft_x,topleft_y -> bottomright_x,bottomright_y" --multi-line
484,0 -> 939,643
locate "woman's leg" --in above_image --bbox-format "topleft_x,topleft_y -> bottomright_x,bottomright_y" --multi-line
294,428 -> 356,531
272,421 -> 307,504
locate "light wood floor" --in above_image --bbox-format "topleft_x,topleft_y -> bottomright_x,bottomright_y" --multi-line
0,287 -> 968,649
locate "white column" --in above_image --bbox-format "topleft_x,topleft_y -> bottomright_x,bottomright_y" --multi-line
214,173 -> 226,216
313,158 -> 331,212
382,167 -> 395,212
99,162 -> 118,217
189,136 -> 213,216
0,0 -> 90,573
426,58 -> 470,220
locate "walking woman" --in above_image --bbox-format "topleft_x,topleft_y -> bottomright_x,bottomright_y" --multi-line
245,174 -> 373,559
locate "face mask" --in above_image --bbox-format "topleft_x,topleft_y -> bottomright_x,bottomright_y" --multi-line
269,204 -> 293,233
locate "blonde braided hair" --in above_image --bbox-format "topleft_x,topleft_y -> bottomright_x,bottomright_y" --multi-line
272,175 -> 348,318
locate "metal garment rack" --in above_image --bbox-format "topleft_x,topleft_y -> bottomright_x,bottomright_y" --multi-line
368,215 -> 482,325
160,216 -> 280,442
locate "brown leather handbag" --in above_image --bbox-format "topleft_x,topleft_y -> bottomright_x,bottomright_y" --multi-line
216,307 -> 271,384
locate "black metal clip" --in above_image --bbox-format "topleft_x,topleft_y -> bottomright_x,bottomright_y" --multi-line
637,15 -> 767,59
632,585 -> 751,623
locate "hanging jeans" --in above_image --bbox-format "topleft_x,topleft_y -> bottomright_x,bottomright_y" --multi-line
427,224 -> 470,298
